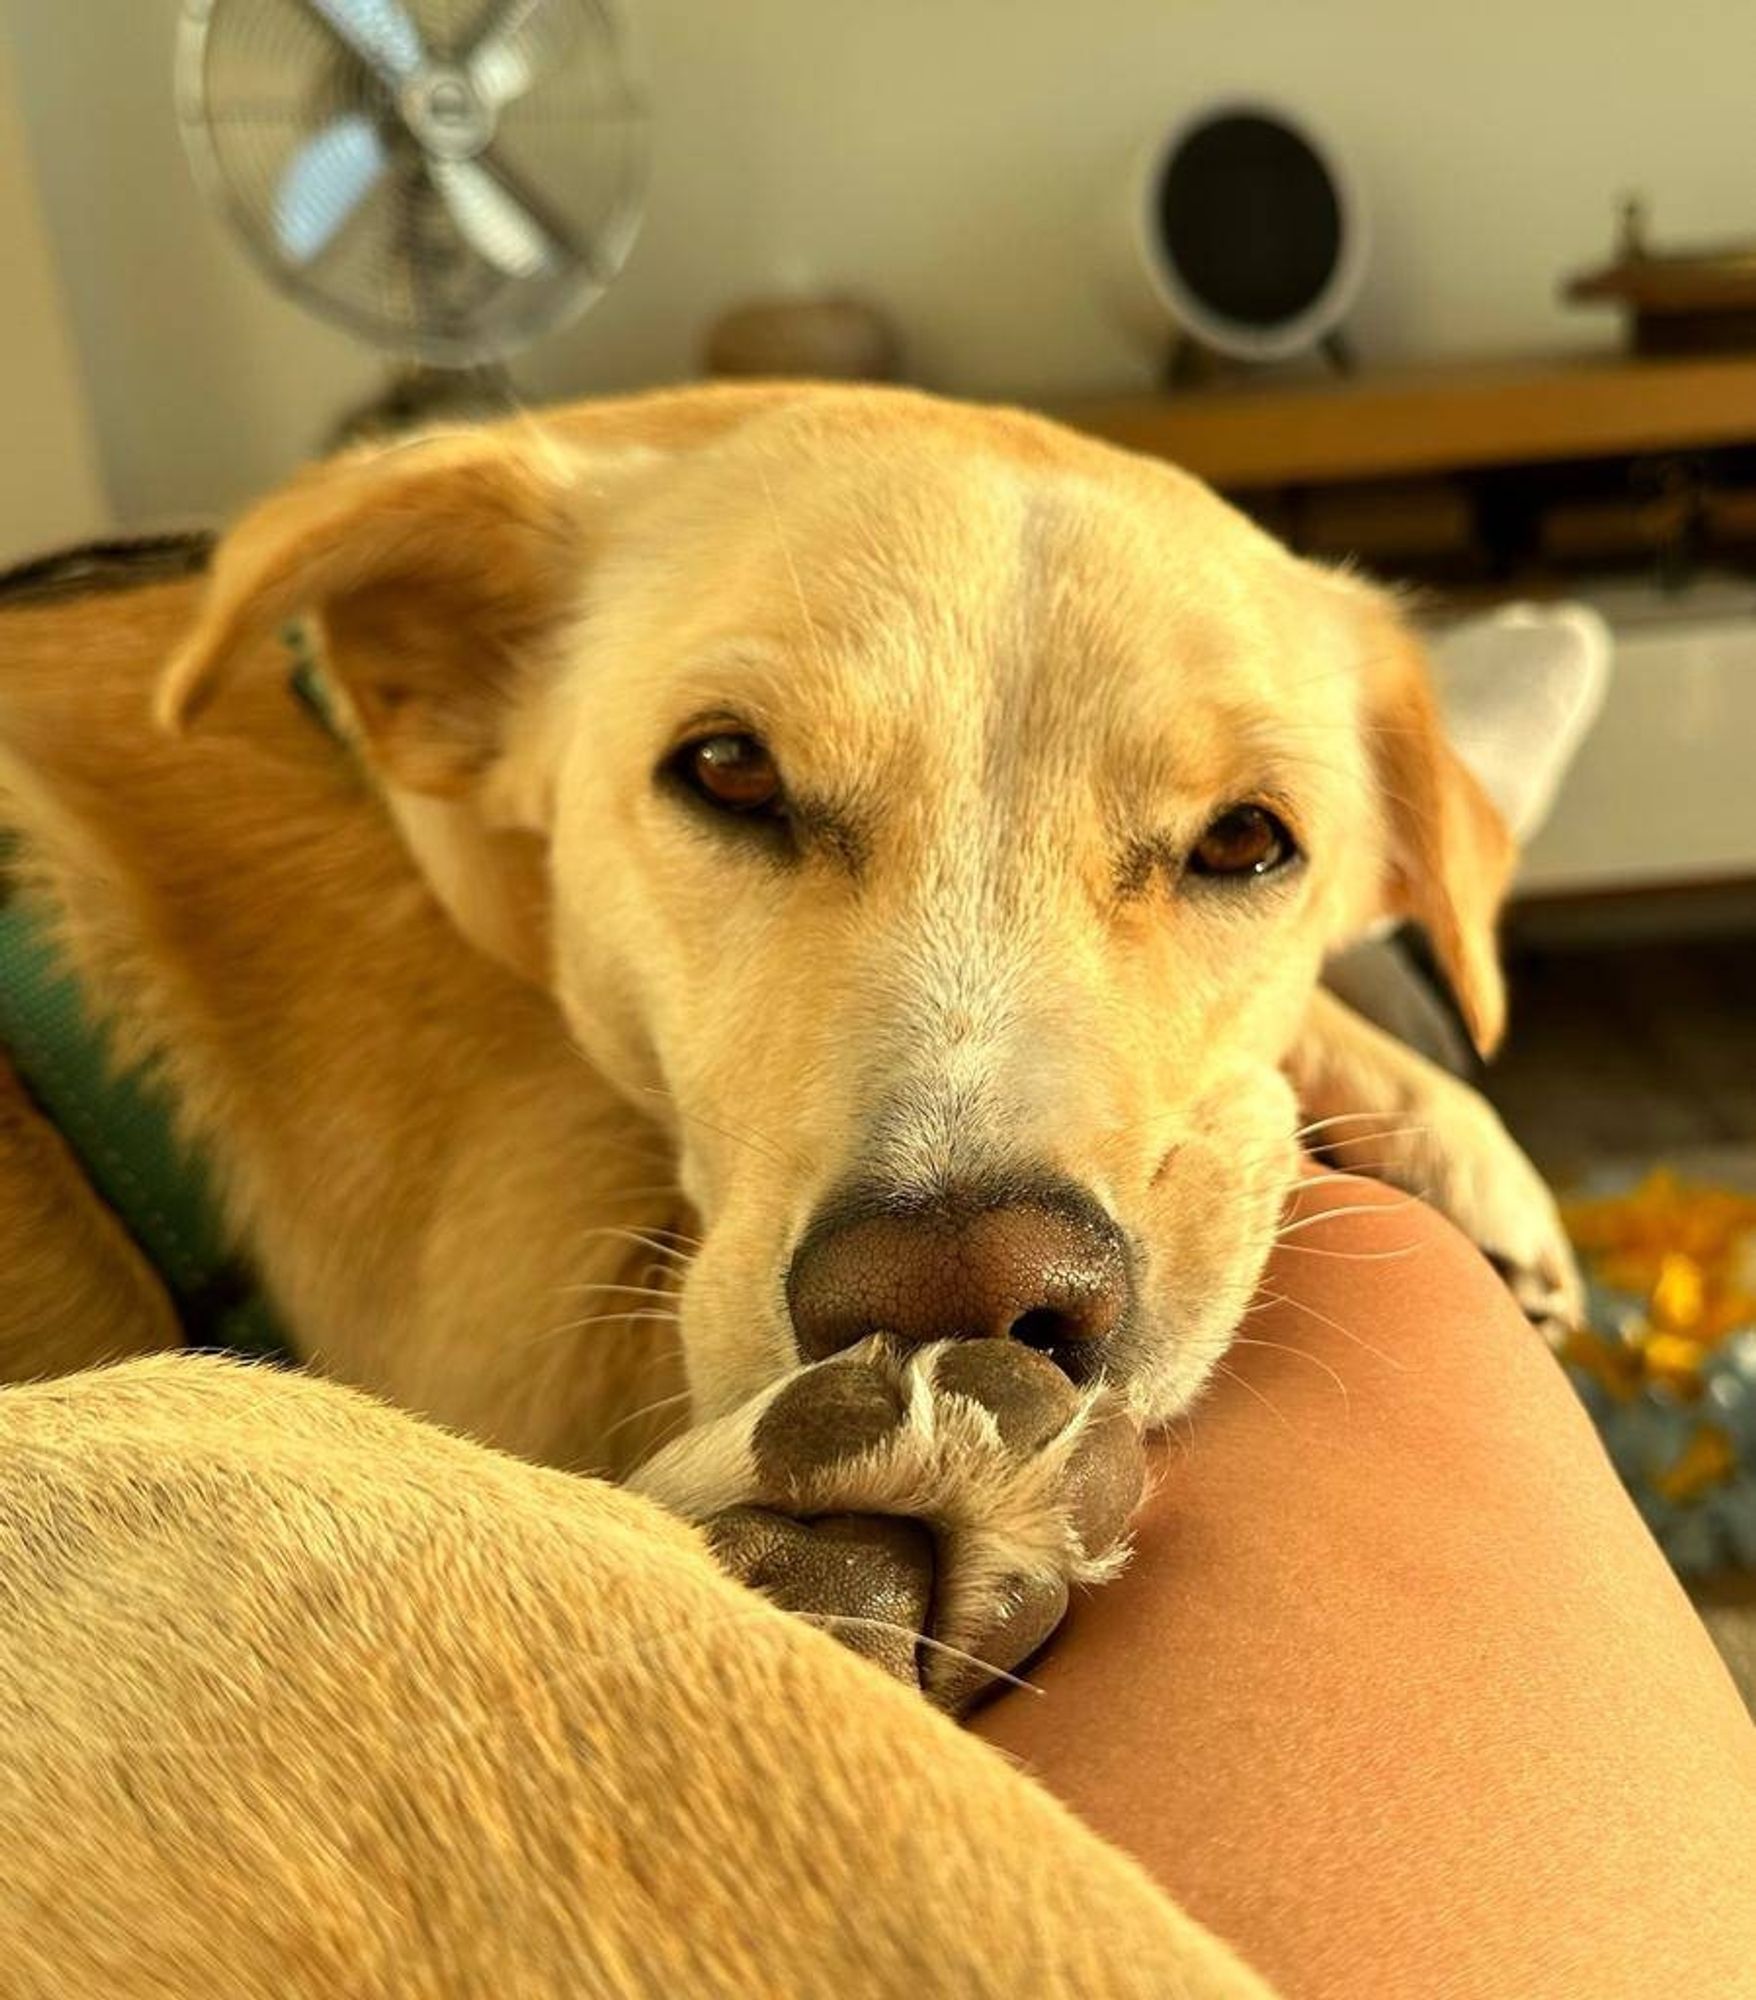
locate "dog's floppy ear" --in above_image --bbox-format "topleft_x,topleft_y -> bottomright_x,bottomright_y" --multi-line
160,429 -> 638,981
159,430 -> 591,796
1362,606 -> 1515,1057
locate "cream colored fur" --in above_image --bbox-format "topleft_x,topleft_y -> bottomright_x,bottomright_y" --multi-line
0,383 -> 1568,1454
0,382 -> 1576,1985
0,1355 -> 1275,1998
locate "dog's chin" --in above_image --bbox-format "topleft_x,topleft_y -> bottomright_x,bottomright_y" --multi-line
1112,1228 -> 1284,1428
1121,1323 -> 1243,1430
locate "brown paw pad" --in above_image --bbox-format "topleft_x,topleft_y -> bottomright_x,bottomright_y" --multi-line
934,1342 -> 1146,1563
931,1338 -> 1080,1451
752,1354 -> 906,1494
707,1506 -> 933,1687
1061,1399 -> 1149,1560
923,1568 -> 1070,1715
721,1339 -> 1148,1717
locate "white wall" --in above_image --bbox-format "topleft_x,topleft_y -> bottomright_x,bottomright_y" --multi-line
12,0 -> 1756,526
0,24 -> 109,561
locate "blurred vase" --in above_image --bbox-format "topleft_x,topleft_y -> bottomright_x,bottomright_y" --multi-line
703,296 -> 901,382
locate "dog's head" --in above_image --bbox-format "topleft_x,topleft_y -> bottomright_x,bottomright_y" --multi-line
164,385 -> 1509,1422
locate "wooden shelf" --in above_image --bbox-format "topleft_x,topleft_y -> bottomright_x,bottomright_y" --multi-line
1055,351 -> 1756,489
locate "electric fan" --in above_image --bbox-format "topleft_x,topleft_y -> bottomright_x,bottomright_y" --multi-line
176,0 -> 648,429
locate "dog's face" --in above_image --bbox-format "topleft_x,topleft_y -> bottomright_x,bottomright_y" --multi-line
166,386 -> 1509,1424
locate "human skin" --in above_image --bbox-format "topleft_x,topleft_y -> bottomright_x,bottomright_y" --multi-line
974,1174 -> 1756,2000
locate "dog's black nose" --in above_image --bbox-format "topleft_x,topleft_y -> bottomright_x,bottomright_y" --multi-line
786,1181 -> 1130,1381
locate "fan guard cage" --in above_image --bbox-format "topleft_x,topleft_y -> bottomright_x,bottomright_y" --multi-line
177,0 -> 648,367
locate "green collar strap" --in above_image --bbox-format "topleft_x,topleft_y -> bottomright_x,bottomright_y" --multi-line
0,873 -> 292,1361
0,533 -> 319,1363
0,880 -> 292,1360
0,564 -> 334,1360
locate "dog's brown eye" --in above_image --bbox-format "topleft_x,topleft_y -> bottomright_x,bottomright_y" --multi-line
1189,805 -> 1298,879
674,733 -> 784,816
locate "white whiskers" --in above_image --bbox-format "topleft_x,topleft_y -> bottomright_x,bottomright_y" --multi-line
1246,1283 -> 1400,1370
1229,1334 -> 1352,1413
790,1613 -> 1045,1702
1213,1358 -> 1297,1432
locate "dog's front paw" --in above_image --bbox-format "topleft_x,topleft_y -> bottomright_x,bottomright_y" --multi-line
1320,1084 -> 1585,1339
631,1339 -> 1146,1713
1424,1097 -> 1585,1339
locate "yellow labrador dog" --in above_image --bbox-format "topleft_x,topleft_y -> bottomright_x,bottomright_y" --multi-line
0,383 -> 1575,1704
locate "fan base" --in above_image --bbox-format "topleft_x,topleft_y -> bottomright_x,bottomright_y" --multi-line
325,363 -> 521,452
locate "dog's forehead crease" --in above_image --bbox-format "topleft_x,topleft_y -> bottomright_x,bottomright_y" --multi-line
561,414 -> 1372,885
639,446 -> 1316,716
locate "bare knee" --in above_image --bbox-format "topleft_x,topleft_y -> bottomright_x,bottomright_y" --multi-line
1237,1170 -> 1594,1467
976,1176 -> 1756,2000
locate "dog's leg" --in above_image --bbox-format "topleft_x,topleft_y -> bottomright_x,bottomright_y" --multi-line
1286,988 -> 1583,1336
0,1055 -> 182,1378
1,1356 -> 1262,2000
631,1337 -> 1147,1714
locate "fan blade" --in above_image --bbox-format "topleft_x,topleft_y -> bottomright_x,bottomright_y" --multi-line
274,116 -> 387,264
302,0 -> 427,85
466,0 -> 551,107
430,157 -> 555,278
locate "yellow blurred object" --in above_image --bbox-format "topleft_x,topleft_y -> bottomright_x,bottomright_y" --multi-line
1639,1331 -> 1711,1397
1651,1423 -> 1738,1504
1563,1170 -> 1756,1354
1560,1169 -> 1755,1559
1649,1251 -> 1705,1331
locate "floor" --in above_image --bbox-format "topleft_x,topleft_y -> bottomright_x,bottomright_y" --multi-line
1485,929 -> 1756,1186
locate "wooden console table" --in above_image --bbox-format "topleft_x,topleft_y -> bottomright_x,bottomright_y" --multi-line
1055,351 -> 1756,490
